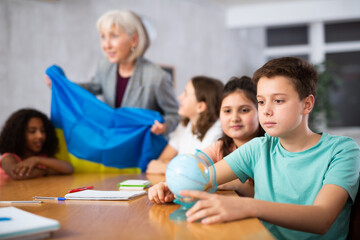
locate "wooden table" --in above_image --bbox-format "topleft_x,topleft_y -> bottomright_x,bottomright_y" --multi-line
0,174 -> 274,240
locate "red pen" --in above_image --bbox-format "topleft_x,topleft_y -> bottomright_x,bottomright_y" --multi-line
68,186 -> 94,193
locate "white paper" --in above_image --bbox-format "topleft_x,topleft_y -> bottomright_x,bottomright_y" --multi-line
0,207 -> 60,239
64,190 -> 147,200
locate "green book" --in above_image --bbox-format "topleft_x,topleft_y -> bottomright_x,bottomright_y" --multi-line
117,179 -> 151,190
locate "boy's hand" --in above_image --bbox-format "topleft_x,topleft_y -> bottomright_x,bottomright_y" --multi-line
148,182 -> 175,204
181,190 -> 252,224
13,157 -> 40,177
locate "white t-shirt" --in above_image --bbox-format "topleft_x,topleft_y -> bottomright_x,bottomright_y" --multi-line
168,120 -> 222,155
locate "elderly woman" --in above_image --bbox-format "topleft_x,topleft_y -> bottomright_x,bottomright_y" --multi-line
46,10 -> 179,137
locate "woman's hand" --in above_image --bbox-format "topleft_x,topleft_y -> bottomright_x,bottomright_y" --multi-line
44,74 -> 52,88
148,182 -> 175,204
150,120 -> 166,135
146,160 -> 167,174
181,190 -> 252,224
13,157 -> 40,177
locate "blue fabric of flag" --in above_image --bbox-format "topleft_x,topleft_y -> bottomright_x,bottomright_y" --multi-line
46,65 -> 167,172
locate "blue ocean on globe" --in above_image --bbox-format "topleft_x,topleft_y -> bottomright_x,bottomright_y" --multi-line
166,149 -> 217,211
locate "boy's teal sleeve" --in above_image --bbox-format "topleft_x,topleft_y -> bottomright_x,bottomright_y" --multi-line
323,137 -> 360,203
224,137 -> 263,183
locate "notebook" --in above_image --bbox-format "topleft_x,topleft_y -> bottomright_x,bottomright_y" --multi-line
64,190 -> 147,200
0,207 -> 60,240
117,179 -> 151,190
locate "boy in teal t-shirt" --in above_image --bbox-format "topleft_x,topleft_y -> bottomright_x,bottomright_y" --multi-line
148,57 -> 360,239
225,133 -> 359,239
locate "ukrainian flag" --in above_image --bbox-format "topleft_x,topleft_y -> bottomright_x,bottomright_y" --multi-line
46,65 -> 167,173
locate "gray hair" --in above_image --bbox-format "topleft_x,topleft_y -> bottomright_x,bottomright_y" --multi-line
96,10 -> 150,62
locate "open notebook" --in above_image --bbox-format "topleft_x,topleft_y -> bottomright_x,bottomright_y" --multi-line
0,207 -> 60,240
64,190 -> 147,200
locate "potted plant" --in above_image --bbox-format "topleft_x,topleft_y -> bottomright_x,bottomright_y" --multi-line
309,61 -> 341,131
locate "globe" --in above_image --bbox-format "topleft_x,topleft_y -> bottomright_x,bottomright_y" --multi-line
166,149 -> 217,221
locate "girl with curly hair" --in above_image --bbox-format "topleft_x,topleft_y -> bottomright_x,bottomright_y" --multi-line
0,108 -> 73,179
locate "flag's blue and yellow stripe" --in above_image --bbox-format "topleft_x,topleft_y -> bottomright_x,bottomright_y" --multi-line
46,65 -> 167,173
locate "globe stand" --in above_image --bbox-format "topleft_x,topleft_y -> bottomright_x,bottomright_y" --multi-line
169,206 -> 188,221
169,198 -> 195,222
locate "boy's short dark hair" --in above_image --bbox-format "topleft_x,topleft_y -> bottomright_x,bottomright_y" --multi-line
252,57 -> 318,99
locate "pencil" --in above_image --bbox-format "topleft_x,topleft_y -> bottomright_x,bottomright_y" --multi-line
33,196 -> 66,201
0,201 -> 43,204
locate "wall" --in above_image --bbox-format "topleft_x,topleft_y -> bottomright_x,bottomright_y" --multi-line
226,0 -> 360,28
0,0 -> 252,126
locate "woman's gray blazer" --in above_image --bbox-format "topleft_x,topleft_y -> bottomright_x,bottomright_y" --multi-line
80,57 -> 180,137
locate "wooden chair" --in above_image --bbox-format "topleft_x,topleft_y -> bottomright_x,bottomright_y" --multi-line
347,188 -> 360,240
